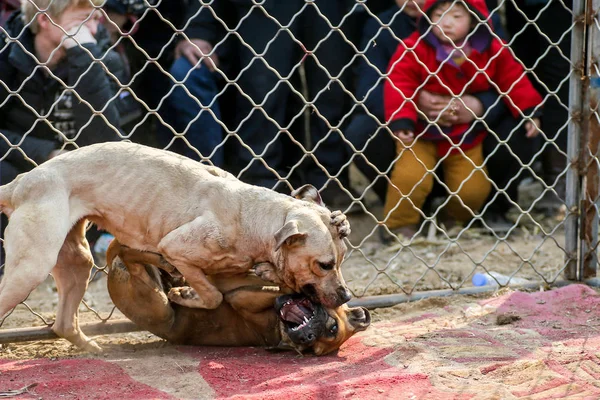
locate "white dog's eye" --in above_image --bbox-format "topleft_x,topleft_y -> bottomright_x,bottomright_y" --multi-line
318,262 -> 334,271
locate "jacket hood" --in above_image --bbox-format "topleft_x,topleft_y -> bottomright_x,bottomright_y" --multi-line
422,0 -> 489,18
5,10 -> 27,37
418,0 -> 492,43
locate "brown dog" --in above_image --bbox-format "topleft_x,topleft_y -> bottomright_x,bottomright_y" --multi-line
106,241 -> 370,355
0,142 -> 352,351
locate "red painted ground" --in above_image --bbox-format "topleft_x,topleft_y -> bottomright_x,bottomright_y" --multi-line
1,284 -> 600,399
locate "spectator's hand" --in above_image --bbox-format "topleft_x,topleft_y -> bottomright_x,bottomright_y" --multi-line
418,90 -> 451,125
525,117 -> 541,138
60,8 -> 100,49
418,90 -> 483,127
443,95 -> 483,125
62,24 -> 97,49
175,39 -> 219,71
393,130 -> 414,144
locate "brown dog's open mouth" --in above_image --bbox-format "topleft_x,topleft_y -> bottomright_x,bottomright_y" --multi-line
275,294 -> 327,347
278,296 -> 315,331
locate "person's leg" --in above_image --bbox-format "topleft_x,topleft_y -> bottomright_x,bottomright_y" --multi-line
483,117 -> 537,229
300,2 -> 353,202
230,5 -> 300,188
384,140 -> 437,233
504,0 -> 542,71
344,113 -> 396,203
443,143 -> 491,224
534,1 -> 572,212
125,47 -> 174,147
160,57 -> 224,166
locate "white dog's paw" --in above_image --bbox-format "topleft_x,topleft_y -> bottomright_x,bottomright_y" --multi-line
84,339 -> 103,353
254,262 -> 282,284
168,286 -> 223,309
330,210 -> 351,238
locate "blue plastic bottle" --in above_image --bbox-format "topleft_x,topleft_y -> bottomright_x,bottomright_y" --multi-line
472,271 -> 530,287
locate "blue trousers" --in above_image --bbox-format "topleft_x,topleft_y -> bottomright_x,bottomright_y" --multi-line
159,57 -> 224,167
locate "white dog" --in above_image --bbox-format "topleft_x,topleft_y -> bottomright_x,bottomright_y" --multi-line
0,142 -> 351,352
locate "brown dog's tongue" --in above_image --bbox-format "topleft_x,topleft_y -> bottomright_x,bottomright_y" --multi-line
282,304 -> 306,325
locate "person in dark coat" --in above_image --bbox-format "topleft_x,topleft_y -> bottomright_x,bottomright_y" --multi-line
0,0 -> 122,268
157,1 -> 234,166
505,0 -> 573,216
0,0 -> 121,185
176,0 -> 353,207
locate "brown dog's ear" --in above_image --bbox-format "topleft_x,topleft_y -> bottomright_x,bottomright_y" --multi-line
275,220 -> 307,250
349,307 -> 371,332
291,184 -> 325,207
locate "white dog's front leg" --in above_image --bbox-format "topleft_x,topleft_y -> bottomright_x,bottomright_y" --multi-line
157,215 -> 227,309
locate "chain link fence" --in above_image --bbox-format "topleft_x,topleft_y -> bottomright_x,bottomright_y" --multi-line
0,0 -> 598,342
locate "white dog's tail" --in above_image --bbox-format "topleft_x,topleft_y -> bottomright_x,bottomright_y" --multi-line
0,174 -> 21,217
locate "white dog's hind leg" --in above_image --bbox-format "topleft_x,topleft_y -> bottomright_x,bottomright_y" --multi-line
0,199 -> 72,322
51,219 -> 100,352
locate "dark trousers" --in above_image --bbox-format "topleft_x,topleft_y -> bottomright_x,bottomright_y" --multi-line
482,117 -> 538,215
158,58 -> 225,166
230,2 -> 352,189
505,0 -> 572,190
344,114 -> 396,202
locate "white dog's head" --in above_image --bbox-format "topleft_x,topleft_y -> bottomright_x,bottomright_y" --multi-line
270,185 -> 352,308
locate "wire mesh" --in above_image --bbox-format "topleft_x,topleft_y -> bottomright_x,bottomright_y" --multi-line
0,0 -> 595,341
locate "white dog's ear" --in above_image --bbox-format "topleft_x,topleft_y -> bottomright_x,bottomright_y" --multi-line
291,184 -> 325,207
275,220 -> 307,250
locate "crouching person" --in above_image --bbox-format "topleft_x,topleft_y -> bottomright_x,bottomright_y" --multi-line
383,0 -> 542,239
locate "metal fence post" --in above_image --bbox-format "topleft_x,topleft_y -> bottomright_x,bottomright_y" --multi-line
565,0 -> 587,280
577,0 -> 600,279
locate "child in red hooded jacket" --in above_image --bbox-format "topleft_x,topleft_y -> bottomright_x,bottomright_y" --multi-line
383,0 -> 542,238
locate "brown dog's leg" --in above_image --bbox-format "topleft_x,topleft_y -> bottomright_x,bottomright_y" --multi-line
225,285 -> 284,317
51,219 -> 101,352
107,252 -> 175,337
113,244 -> 178,276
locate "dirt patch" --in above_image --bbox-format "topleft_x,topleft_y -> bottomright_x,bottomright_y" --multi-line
2,285 -> 600,399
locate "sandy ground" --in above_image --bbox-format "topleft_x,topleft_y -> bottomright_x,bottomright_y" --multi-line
1,285 -> 600,399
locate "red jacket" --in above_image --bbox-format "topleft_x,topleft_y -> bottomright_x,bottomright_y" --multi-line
384,0 -> 542,153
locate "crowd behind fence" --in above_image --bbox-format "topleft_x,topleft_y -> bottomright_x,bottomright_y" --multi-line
0,0 -> 598,341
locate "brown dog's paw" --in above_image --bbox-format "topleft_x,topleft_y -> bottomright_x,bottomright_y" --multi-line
254,262 -> 283,284
330,210 -> 351,238
168,286 -> 199,301
168,286 -> 223,309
